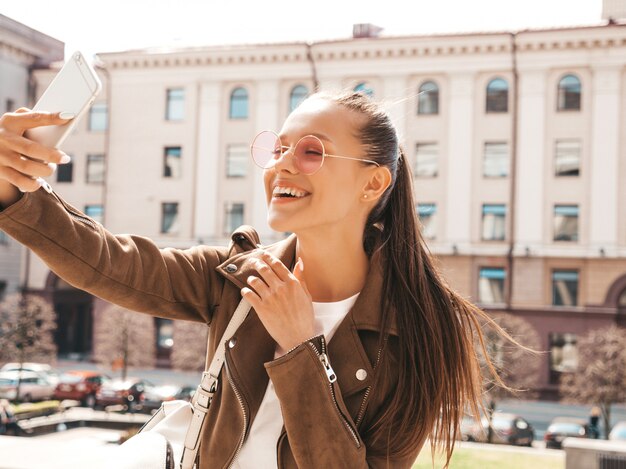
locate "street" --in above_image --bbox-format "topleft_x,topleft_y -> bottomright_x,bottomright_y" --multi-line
55,359 -> 626,441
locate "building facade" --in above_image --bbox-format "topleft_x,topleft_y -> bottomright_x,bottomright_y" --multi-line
18,20 -> 626,396
0,14 -> 63,300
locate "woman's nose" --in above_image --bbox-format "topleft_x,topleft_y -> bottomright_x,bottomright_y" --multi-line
273,146 -> 298,173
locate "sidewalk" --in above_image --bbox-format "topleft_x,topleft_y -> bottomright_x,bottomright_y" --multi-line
0,408 -> 149,469
0,427 -> 123,469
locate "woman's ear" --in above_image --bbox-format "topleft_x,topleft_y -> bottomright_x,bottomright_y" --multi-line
361,166 -> 392,202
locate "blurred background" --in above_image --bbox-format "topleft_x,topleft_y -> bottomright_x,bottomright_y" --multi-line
1,1 -> 626,468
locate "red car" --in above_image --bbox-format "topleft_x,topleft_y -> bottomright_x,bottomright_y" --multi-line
54,371 -> 111,408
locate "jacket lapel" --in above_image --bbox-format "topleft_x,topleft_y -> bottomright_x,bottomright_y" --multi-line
215,231 -> 398,399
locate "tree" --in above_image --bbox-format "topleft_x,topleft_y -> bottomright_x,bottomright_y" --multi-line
93,305 -> 156,380
0,293 -> 57,401
479,312 -> 542,443
560,325 -> 626,438
171,320 -> 208,372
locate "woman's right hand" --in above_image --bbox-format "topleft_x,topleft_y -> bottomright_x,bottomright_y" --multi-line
0,109 -> 73,200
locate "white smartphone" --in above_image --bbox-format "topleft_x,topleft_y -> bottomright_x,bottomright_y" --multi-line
25,51 -> 102,148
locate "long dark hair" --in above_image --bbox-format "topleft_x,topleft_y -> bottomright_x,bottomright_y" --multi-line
313,90 -> 511,465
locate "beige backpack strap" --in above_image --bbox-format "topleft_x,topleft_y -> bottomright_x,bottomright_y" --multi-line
180,298 -> 252,469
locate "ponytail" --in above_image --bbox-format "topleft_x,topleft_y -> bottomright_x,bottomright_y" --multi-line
314,90 -> 518,467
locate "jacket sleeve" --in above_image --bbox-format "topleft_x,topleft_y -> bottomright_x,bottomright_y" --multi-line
0,188 -> 226,323
265,335 -> 421,468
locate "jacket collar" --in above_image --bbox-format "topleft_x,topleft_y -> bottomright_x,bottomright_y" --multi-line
216,233 -> 398,336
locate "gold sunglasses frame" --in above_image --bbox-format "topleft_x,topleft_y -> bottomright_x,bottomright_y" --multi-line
250,130 -> 380,175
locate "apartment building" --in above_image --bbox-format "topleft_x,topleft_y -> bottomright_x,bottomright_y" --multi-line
0,14 -> 63,301
18,17 -> 626,396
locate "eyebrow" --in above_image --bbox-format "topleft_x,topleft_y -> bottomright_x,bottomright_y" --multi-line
278,132 -> 334,144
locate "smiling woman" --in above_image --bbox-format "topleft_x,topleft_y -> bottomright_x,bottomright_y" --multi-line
0,90 -> 515,468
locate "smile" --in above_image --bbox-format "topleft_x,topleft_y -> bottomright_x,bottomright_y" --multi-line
272,186 -> 311,199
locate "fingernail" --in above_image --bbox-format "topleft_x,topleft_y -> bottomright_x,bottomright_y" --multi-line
60,153 -> 71,164
59,112 -> 76,120
36,177 -> 46,187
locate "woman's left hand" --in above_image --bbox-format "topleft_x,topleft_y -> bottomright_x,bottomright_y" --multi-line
241,252 -> 315,352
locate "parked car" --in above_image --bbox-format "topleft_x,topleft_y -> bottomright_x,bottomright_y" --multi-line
470,412 -> 534,446
459,415 -> 478,441
54,371 -> 111,407
544,417 -> 590,449
141,384 -> 197,413
142,385 -> 183,413
174,385 -> 196,402
95,377 -> 154,412
608,421 -> 626,441
0,370 -> 56,402
1,362 -> 60,386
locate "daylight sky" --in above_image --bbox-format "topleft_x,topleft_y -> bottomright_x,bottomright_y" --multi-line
3,0 -> 604,59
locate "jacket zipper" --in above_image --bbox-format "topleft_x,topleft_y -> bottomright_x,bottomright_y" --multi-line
355,340 -> 386,427
225,360 -> 249,469
307,338 -> 361,448
51,191 -> 97,230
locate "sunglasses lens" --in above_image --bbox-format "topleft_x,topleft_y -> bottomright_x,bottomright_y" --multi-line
294,136 -> 324,174
251,131 -> 280,169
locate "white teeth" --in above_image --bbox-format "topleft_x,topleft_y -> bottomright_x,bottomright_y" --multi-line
273,186 -> 308,198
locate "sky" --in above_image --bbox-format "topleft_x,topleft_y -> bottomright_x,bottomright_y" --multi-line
3,0 -> 604,60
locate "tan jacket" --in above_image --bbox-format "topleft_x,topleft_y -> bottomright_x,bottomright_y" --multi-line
0,189 -> 422,468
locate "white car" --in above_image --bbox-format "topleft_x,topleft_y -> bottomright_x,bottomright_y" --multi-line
1,362 -> 60,386
0,370 -> 56,402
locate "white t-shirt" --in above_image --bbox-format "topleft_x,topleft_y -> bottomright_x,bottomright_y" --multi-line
232,292 -> 360,469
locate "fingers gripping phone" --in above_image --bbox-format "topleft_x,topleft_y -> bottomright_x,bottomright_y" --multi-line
25,51 -> 102,148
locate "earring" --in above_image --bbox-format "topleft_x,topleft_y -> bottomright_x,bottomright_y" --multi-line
363,194 -> 368,199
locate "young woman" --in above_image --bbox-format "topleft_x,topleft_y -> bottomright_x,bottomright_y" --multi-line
0,91 -> 501,468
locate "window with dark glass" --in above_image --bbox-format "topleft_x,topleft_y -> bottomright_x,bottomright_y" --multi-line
84,205 -> 104,224
224,202 -> 244,235
5,99 -> 15,113
86,154 -> 105,184
414,143 -> 438,177
229,88 -> 249,119
555,140 -> 581,176
166,88 -> 185,121
486,78 -> 509,113
549,332 -> 578,383
418,81 -> 439,115
0,230 -> 7,245
483,142 -> 509,177
89,102 -> 108,131
552,271 -> 579,306
163,147 -> 182,178
554,205 -> 579,241
353,82 -> 374,97
557,75 -> 581,111
161,202 -> 179,234
226,145 -> 248,177
0,280 -> 6,301
482,204 -> 506,241
155,318 -> 174,349
57,158 -> 74,183
289,85 -> 309,112
478,267 -> 506,304
417,203 -> 436,239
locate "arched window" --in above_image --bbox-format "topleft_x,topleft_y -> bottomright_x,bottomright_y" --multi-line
619,288 -> 626,307
354,82 -> 374,97
418,81 -> 439,115
486,78 -> 509,113
229,87 -> 249,119
289,85 -> 309,112
558,74 -> 581,111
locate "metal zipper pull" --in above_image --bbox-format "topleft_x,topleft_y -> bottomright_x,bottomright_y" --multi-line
319,353 -> 337,383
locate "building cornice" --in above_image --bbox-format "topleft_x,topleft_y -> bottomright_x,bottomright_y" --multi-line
97,23 -> 626,70
0,14 -> 64,65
